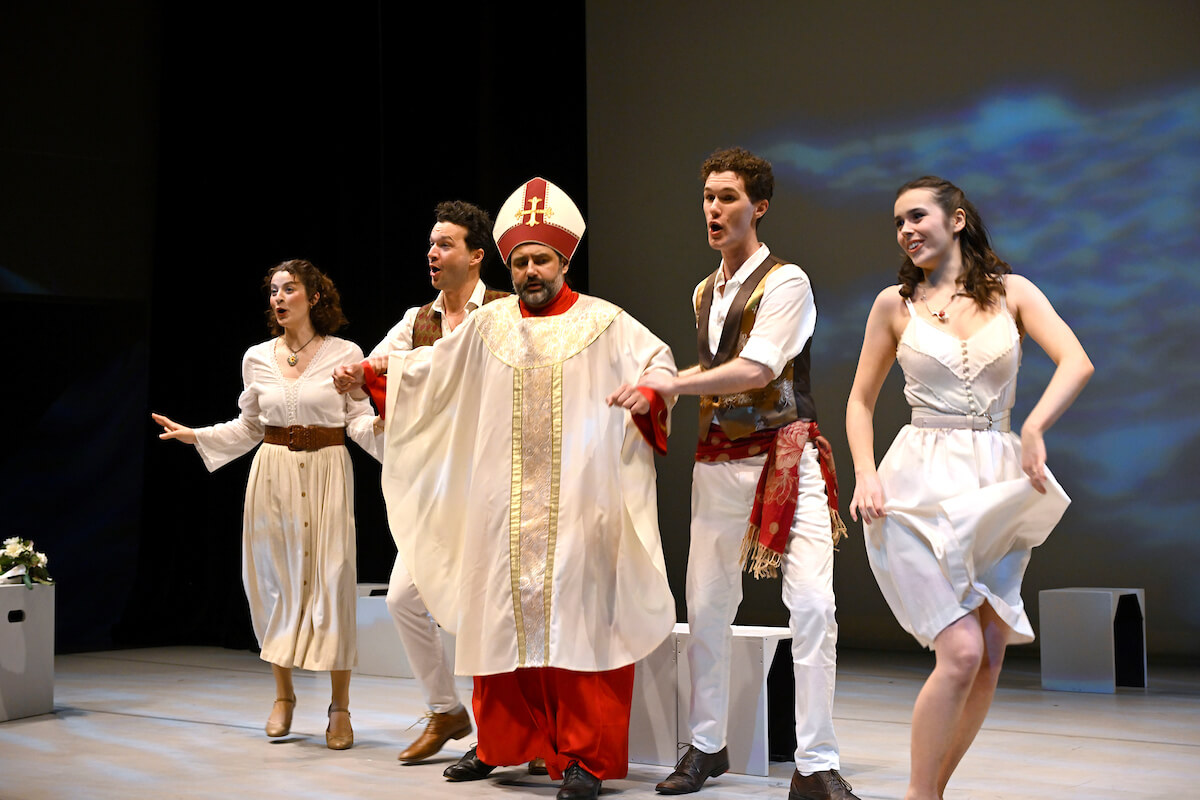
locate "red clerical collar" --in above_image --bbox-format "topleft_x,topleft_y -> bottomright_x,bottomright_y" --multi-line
519,284 -> 578,317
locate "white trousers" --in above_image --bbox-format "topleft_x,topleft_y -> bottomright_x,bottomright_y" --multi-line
686,445 -> 841,772
386,555 -> 462,713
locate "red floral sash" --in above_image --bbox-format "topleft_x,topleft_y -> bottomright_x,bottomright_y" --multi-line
696,421 -> 846,578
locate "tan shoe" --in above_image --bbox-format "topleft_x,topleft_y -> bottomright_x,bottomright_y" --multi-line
265,697 -> 295,738
398,706 -> 473,762
326,705 -> 353,750
528,756 -> 549,775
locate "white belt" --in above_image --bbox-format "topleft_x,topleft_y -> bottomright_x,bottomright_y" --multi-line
911,410 -> 1010,432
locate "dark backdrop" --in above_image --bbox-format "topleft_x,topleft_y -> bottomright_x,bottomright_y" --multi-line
2,1 -> 587,653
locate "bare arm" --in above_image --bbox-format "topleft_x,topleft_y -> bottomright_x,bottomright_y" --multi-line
846,288 -> 904,523
644,266 -> 810,399
1007,275 -> 1094,492
637,356 -> 772,399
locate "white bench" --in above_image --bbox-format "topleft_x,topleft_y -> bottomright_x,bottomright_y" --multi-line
1038,587 -> 1147,693
631,623 -> 791,776
355,582 -> 456,679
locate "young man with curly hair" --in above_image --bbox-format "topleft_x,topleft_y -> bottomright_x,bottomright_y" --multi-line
640,148 -> 860,800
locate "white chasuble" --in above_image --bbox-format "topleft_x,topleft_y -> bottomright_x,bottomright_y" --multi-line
382,294 -> 677,676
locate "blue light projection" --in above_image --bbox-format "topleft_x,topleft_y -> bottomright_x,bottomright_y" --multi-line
759,83 -> 1200,561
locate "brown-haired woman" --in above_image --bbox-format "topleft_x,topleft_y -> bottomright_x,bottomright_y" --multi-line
845,178 -> 1093,800
152,259 -> 382,750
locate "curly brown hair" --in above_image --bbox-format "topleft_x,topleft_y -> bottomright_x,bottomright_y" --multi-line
895,176 -> 1011,308
700,146 -> 775,206
435,200 -> 493,263
262,259 -> 349,336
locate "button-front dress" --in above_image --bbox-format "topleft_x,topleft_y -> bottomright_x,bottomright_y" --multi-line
193,336 -> 383,670
865,297 -> 1070,648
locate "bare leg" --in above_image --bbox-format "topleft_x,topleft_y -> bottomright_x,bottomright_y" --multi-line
904,611 -> 984,800
329,669 -> 352,738
936,604 -> 1009,796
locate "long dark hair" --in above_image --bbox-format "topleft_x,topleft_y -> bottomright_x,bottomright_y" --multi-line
262,259 -> 349,336
896,176 -> 1010,307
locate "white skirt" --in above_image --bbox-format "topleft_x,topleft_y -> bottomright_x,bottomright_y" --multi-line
864,425 -> 1070,649
242,442 -> 358,671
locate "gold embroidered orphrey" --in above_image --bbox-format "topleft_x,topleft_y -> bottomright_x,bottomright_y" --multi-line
475,295 -> 622,666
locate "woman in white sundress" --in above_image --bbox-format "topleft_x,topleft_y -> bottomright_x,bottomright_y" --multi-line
152,259 -> 382,750
845,177 -> 1093,800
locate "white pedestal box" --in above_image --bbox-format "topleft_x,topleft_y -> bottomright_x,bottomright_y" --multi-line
1039,587 -> 1147,693
354,583 -> 455,679
676,624 -> 791,776
629,629 -> 680,767
0,583 -> 55,721
629,623 -> 791,775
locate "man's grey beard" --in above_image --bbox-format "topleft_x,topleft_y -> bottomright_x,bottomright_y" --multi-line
515,278 -> 560,309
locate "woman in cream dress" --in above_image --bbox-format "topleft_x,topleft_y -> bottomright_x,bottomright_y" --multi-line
845,178 -> 1092,800
153,259 -> 382,749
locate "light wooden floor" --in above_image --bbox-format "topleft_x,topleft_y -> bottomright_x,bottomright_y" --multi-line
0,647 -> 1196,799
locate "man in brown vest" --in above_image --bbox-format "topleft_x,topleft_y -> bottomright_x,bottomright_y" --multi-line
639,149 -> 859,800
333,200 -> 508,764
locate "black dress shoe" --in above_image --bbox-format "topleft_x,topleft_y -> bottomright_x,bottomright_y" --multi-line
443,746 -> 496,781
655,745 -> 730,794
788,768 -> 860,800
557,760 -> 601,800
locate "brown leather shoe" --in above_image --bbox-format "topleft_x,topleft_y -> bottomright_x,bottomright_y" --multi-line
788,768 -> 860,800
557,760 -> 601,800
398,706 -> 473,762
655,745 -> 730,794
528,756 -> 549,775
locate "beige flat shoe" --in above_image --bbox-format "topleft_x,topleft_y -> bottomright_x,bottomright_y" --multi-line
265,696 -> 296,738
326,704 -> 353,750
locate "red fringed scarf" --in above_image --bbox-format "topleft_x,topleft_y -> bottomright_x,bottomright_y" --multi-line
695,420 -> 846,579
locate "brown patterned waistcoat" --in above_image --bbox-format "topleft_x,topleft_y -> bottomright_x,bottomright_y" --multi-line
411,286 -> 509,347
695,254 -> 817,440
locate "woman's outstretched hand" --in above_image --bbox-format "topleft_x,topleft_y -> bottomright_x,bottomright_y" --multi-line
151,412 -> 197,445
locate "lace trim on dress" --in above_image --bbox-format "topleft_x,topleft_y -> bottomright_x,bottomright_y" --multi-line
272,336 -> 332,426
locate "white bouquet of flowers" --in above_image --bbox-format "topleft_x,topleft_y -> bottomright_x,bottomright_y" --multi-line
0,537 -> 53,588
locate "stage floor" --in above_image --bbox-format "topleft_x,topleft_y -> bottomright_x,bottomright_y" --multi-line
0,647 -> 1196,799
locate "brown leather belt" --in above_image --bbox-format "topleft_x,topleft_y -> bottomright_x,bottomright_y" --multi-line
263,425 -> 346,451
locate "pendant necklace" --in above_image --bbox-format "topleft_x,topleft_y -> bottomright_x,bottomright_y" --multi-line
920,288 -> 966,323
282,333 -> 317,366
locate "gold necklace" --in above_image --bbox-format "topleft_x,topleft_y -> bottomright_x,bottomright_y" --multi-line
281,334 -> 317,366
919,288 -> 966,323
